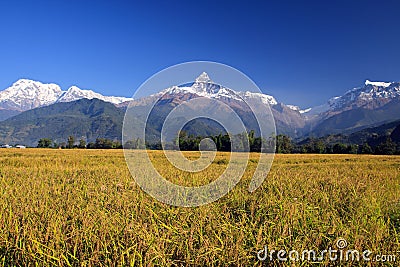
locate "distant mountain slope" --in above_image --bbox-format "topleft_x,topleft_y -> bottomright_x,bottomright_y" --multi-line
301,80 -> 400,136
391,124 -> 400,142
349,119 -> 400,146
310,99 -> 400,136
299,119 -> 400,147
303,80 -> 400,116
0,98 -> 125,146
0,109 -> 20,121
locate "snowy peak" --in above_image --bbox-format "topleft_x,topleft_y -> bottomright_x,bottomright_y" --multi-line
8,79 -> 63,97
57,85 -> 132,105
302,80 -> 400,116
57,86 -> 102,103
0,79 -> 63,110
191,72 -> 221,94
156,73 -> 278,106
0,79 -> 133,111
365,80 -> 392,88
195,72 -> 212,83
296,79 -> 400,117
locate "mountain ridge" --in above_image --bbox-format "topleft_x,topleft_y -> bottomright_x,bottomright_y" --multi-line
0,74 -> 399,144
0,98 -> 125,146
0,79 -> 133,112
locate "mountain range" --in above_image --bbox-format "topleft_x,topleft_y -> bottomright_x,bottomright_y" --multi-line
0,73 -> 399,146
0,79 -> 132,120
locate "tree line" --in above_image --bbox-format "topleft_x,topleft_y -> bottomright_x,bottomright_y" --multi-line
134,130 -> 271,152
276,134 -> 400,155
181,130 -> 268,152
37,132 -> 400,154
37,136 -> 122,149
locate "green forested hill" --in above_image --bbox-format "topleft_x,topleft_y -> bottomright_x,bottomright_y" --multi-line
0,98 -> 125,146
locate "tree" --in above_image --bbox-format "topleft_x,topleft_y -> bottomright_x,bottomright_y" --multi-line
216,134 -> 223,151
276,134 -> 293,153
325,145 -> 334,154
332,143 -> 347,154
124,140 -> 136,149
360,143 -> 373,154
314,140 -> 326,154
347,144 -> 358,154
220,134 -> 231,151
94,138 -> 114,149
87,142 -> 95,149
247,130 -> 255,150
67,135 -> 75,149
231,132 -> 248,152
78,139 -> 86,148
136,138 -> 145,149
375,137 -> 396,155
37,138 -> 53,148
112,140 -> 122,148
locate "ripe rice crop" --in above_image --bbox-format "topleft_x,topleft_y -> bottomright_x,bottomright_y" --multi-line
0,149 -> 398,266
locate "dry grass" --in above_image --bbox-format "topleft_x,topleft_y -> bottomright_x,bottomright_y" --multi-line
0,149 -> 399,266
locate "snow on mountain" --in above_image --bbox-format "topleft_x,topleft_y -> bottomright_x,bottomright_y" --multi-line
0,79 -> 133,111
301,80 -> 400,117
57,86 -> 132,104
195,71 -> 212,83
154,72 -> 278,105
286,105 -> 300,111
285,104 -> 317,117
300,103 -> 329,115
365,80 -> 392,88
237,91 -> 278,105
0,74 -> 281,114
327,80 -> 400,111
299,108 -> 312,114
0,79 -> 63,111
4,76 -> 396,122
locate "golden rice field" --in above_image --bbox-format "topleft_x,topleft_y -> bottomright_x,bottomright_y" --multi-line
0,149 -> 399,266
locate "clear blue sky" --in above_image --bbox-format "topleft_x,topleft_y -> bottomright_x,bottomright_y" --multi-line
1,0 -> 400,107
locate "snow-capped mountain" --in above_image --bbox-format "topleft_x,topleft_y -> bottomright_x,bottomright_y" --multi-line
153,72 -> 278,105
127,72 -> 304,137
57,86 -> 132,104
327,80 -> 400,111
0,79 -> 63,111
0,79 -> 133,111
303,80 -> 400,116
2,75 -> 399,140
304,80 -> 400,136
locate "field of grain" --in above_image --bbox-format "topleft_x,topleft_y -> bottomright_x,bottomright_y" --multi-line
0,149 -> 399,266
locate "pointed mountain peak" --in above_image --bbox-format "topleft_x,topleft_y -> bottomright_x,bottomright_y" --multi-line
195,72 -> 212,83
66,85 -> 82,92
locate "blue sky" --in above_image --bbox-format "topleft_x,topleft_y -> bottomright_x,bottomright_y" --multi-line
1,0 -> 400,107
